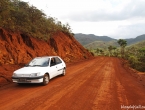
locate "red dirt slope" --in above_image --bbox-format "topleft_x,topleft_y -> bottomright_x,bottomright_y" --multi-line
0,28 -> 93,64
0,28 -> 93,86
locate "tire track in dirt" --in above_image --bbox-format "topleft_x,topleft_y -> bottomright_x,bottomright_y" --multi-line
15,57 -> 107,110
113,58 -> 145,106
46,57 -> 108,110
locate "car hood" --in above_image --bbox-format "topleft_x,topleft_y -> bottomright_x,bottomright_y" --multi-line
14,67 -> 47,74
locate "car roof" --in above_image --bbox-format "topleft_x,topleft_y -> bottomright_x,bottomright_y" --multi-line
34,56 -> 60,59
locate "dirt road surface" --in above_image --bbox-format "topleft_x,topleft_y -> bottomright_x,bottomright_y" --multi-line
0,57 -> 145,110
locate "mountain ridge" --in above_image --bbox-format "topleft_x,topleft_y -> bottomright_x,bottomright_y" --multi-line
125,34 -> 145,45
74,33 -> 116,45
74,33 -> 145,49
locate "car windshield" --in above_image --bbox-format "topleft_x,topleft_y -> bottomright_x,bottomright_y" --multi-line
27,58 -> 50,67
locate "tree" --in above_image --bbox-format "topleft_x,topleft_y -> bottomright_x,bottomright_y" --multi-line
112,46 -> 117,56
95,48 -> 100,56
139,47 -> 145,56
108,45 -> 113,56
100,49 -> 104,56
117,39 -> 127,58
0,0 -> 13,28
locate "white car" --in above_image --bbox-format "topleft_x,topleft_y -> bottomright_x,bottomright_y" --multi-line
12,56 -> 66,85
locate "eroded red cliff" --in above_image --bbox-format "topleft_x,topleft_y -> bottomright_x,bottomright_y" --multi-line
0,28 -> 93,64
0,28 -> 93,86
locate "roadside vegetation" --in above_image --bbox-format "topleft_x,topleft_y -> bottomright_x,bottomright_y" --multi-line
125,41 -> 145,72
88,39 -> 145,72
0,0 -> 73,40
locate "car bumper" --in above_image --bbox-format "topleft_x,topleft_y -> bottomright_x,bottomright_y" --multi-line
12,76 -> 44,83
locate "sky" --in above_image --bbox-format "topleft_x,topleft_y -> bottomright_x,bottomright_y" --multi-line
21,0 -> 145,39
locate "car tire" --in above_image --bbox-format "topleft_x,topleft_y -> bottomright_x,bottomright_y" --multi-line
42,74 -> 49,85
17,83 -> 24,85
62,68 -> 66,76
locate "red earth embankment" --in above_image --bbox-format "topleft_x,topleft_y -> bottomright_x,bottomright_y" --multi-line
0,28 -> 93,86
0,28 -> 93,64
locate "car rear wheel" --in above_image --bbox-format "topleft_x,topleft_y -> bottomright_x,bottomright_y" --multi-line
62,68 -> 66,76
17,83 -> 25,85
42,74 -> 49,85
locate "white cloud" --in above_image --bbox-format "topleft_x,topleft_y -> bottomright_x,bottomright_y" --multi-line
63,0 -> 145,22
21,0 -> 145,39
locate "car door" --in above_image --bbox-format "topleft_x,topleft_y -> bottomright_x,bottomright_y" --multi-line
54,57 -> 63,75
49,57 -> 58,78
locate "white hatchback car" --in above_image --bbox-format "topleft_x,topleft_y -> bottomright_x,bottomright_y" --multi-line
12,56 -> 66,85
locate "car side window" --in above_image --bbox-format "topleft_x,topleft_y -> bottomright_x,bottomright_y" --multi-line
42,58 -> 49,66
55,57 -> 62,64
50,58 -> 56,66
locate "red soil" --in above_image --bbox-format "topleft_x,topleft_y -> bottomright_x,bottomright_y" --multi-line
0,28 -> 93,85
0,57 -> 145,110
0,28 -> 92,64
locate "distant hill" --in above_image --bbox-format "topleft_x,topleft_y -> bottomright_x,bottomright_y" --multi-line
84,40 -> 119,50
74,33 -> 116,45
74,33 -> 145,49
125,34 -> 145,45
127,40 -> 145,48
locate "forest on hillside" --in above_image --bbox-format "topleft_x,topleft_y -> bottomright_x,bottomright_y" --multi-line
0,0 -> 73,40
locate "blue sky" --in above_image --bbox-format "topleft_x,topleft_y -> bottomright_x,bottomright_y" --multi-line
22,0 -> 145,39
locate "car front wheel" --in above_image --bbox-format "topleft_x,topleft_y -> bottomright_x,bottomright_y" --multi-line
62,68 -> 66,76
42,74 -> 49,85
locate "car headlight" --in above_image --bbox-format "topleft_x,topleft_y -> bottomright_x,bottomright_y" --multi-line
13,73 -> 17,77
30,73 -> 40,77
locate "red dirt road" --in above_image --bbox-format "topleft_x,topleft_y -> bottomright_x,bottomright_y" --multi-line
0,57 -> 145,110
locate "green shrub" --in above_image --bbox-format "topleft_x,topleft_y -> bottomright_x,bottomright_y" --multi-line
0,0 -> 73,41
